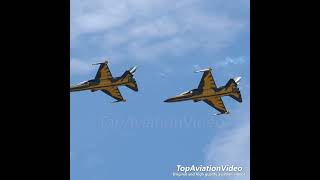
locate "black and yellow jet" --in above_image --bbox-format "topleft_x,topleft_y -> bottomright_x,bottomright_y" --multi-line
164,68 -> 242,115
70,60 -> 138,102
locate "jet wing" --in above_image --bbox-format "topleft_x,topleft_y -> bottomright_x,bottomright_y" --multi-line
198,70 -> 217,90
101,87 -> 125,101
203,96 -> 228,113
95,62 -> 113,81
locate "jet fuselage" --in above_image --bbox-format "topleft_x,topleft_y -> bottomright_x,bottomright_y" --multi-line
164,86 -> 236,103
70,77 -> 132,92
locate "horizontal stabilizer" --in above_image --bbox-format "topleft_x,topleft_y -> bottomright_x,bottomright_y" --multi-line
125,81 -> 138,91
229,93 -> 242,102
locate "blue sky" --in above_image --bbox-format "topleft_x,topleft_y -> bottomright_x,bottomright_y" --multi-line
70,0 -> 250,180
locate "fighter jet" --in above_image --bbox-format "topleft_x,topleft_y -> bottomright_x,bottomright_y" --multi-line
70,60 -> 138,102
164,68 -> 242,115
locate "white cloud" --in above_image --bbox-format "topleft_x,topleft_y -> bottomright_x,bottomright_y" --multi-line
218,56 -> 247,67
158,67 -> 173,78
71,0 -> 249,62
192,64 -> 201,71
204,106 -> 250,180
70,59 -> 94,75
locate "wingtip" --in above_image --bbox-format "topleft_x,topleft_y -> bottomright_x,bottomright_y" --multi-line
111,99 -> 127,103
194,67 -> 212,73
213,111 -> 230,116
92,59 -> 109,65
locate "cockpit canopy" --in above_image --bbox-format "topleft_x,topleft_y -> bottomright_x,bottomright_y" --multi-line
180,90 -> 193,95
179,89 -> 198,95
77,81 -> 89,85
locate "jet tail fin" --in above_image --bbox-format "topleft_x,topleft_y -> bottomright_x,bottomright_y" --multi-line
121,66 -> 139,92
225,78 -> 242,103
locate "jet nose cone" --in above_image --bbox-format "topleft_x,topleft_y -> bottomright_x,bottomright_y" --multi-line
164,97 -> 175,103
70,86 -> 77,92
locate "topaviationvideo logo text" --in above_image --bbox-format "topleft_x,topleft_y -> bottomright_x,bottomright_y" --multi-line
172,164 -> 246,177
